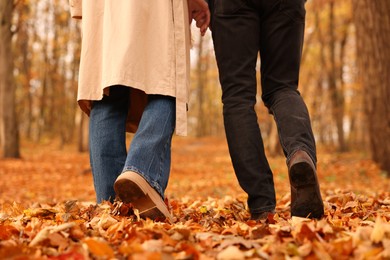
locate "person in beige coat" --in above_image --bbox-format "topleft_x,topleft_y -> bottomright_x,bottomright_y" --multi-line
69,0 -> 210,222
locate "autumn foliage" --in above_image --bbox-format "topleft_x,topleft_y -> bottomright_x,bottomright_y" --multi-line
0,137 -> 389,259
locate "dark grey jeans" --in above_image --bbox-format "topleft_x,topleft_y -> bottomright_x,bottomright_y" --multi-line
210,0 -> 316,214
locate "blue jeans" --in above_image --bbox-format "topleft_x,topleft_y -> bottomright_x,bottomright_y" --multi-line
210,0 -> 316,214
89,86 -> 175,203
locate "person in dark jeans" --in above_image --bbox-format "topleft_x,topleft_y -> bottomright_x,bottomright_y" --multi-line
207,0 -> 324,219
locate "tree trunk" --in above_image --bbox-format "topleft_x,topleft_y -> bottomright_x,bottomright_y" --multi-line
352,0 -> 390,176
196,36 -> 207,137
0,1 -> 20,158
76,109 -> 89,152
328,1 -> 346,151
267,120 -> 283,156
313,4 -> 328,145
20,23 -> 34,140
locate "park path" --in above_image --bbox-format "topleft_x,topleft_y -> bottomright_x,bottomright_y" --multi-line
0,137 -> 389,259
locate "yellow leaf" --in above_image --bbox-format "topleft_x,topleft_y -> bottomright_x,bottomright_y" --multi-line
23,208 -> 57,219
83,238 -> 114,258
199,206 -> 208,214
363,247 -> 383,258
370,216 -> 385,243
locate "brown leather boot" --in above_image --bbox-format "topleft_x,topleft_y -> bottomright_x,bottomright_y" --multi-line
288,150 -> 324,219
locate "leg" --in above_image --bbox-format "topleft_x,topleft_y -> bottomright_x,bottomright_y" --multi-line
115,95 -> 175,221
211,0 -> 276,215
89,86 -> 129,203
259,0 -> 323,218
123,95 -> 175,197
259,0 -> 316,163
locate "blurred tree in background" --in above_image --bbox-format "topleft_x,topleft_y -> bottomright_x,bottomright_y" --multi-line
0,1 -> 20,158
352,0 -> 390,176
0,0 -> 389,174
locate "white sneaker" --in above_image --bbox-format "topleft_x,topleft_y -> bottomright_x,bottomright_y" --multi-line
114,171 -> 173,222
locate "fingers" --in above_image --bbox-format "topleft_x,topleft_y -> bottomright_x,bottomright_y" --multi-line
193,11 -> 204,21
188,0 -> 210,36
192,11 -> 210,36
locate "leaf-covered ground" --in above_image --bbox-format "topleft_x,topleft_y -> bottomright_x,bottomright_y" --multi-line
0,137 -> 389,259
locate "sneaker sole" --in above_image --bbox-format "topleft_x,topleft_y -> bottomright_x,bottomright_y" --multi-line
114,171 -> 173,222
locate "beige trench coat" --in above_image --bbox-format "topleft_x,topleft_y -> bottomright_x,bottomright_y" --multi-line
69,0 -> 191,136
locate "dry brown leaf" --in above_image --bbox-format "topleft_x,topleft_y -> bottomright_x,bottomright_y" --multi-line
379,198 -> 390,205
29,222 -> 75,247
218,237 -> 260,250
69,225 -> 85,240
47,232 -> 69,250
330,238 -> 353,257
294,223 -> 317,243
312,240 -> 333,260
342,200 -> 358,211
250,225 -> 271,239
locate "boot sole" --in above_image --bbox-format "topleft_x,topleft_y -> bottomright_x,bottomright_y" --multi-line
290,162 -> 324,219
114,171 -> 173,222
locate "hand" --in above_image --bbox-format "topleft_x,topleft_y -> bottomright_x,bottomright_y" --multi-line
188,0 -> 210,36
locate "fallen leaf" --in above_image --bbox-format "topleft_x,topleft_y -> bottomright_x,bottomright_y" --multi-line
199,206 -> 208,214
0,225 -> 19,240
29,222 -> 75,247
24,208 -> 57,219
218,237 -> 259,250
49,250 -> 85,260
177,242 -> 200,259
47,232 -> 69,250
118,241 -> 144,255
250,225 -> 271,239
217,246 -> 245,260
330,237 -> 353,257
297,241 -> 312,257
142,239 -> 163,252
83,238 -> 114,258
378,198 -> 390,205
370,216 -> 385,243
381,239 -> 390,258
342,201 -> 358,211
294,223 -> 317,243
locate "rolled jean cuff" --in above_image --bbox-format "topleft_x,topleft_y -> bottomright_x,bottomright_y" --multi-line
122,166 -> 165,199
